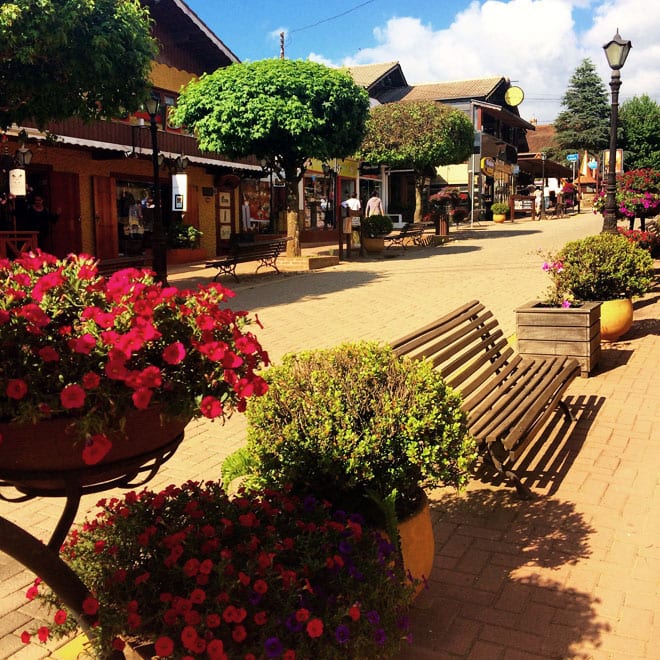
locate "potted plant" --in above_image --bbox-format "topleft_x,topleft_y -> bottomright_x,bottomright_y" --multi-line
360,214 -> 393,254
550,233 -> 655,340
490,202 -> 510,223
224,341 -> 476,586
592,168 -> 660,230
0,251 -> 269,490
24,481 -> 415,659
167,219 -> 207,264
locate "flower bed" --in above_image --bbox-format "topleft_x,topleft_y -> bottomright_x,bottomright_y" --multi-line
24,482 -> 414,659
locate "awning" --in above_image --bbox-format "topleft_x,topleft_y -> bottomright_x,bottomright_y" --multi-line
517,153 -> 572,179
6,125 -> 262,172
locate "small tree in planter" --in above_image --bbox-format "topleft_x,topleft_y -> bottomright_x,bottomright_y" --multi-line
361,214 -> 393,238
226,342 -> 476,524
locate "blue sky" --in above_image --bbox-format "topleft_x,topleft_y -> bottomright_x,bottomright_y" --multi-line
184,0 -> 659,124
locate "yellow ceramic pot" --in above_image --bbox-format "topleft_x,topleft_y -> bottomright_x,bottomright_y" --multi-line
600,298 -> 634,342
492,213 -> 506,223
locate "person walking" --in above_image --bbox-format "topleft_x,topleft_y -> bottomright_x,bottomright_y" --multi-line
340,191 -> 361,258
365,190 -> 384,217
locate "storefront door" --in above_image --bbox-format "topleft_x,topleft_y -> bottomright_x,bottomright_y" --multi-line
50,172 -> 82,258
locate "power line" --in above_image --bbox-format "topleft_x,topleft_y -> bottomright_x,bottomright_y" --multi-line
290,0 -> 377,34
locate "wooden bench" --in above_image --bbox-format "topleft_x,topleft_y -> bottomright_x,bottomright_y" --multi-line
206,237 -> 291,282
97,255 -> 152,277
383,222 -> 431,250
390,300 -> 581,498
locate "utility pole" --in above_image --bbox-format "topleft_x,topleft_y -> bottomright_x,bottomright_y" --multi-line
280,32 -> 285,59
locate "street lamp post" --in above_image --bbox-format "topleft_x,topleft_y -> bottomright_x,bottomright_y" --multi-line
602,29 -> 632,234
322,161 -> 342,259
145,97 -> 168,285
540,152 -> 547,219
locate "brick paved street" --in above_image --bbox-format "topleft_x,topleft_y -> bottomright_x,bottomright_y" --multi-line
1,213 -> 658,659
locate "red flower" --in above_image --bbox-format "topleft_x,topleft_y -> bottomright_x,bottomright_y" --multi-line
200,395 -> 223,419
81,434 -> 112,465
163,341 -> 186,365
20,631 -> 31,644
206,639 -> 226,659
37,626 -> 50,643
82,596 -> 99,616
53,609 -> 67,625
154,636 -> 175,657
306,618 -> 324,638
60,383 -> 86,409
131,387 -> 153,409
348,604 -> 361,621
232,625 -> 247,643
295,608 -> 310,622
82,372 -> 101,389
253,579 -> 268,594
38,346 -> 59,362
254,611 -> 268,625
6,378 -> 28,400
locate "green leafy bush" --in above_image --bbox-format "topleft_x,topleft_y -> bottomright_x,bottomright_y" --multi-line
490,202 -> 510,215
243,342 -> 476,521
553,233 -> 655,301
167,220 -> 202,248
361,214 -> 394,237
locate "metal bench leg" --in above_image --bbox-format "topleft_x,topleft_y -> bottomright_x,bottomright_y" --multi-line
485,445 -> 535,500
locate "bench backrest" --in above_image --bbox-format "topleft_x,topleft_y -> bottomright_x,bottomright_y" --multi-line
234,238 -> 289,255
390,299 -> 519,409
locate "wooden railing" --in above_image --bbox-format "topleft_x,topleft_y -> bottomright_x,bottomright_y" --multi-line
0,231 -> 38,258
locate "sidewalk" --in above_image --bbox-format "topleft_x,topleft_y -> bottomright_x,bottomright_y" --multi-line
1,214 -> 658,659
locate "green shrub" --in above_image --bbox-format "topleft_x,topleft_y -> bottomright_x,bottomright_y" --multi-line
490,202 -> 510,215
554,233 -> 655,300
243,341 -> 476,521
361,214 -> 394,237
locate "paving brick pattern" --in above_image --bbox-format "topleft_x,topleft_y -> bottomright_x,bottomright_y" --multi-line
1,213 -> 658,659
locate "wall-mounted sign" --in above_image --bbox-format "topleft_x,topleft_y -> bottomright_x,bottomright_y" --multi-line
480,157 -> 495,176
9,168 -> 26,196
171,173 -> 187,212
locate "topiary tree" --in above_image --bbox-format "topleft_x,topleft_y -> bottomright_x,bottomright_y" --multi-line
0,0 -> 157,129
359,100 -> 474,221
170,59 -> 370,256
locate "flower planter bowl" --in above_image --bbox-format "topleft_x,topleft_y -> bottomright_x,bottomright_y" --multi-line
515,301 -> 601,377
361,236 -> 386,254
492,213 -> 507,223
397,494 -> 435,596
600,298 -> 634,341
0,408 -> 188,493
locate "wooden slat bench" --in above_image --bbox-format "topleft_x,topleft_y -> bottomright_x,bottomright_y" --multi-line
383,222 -> 432,249
391,300 -> 581,497
97,255 -> 152,277
206,237 -> 291,282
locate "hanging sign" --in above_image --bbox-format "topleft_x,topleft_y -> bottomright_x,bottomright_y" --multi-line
171,173 -> 187,212
480,157 -> 495,176
9,168 -> 26,196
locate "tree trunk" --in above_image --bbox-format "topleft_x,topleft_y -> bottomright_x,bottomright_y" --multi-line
414,179 -> 424,222
285,167 -> 302,257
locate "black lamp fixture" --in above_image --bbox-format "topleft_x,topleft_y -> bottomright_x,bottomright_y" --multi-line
15,145 -> 33,168
602,29 -> 632,233
145,96 -> 168,285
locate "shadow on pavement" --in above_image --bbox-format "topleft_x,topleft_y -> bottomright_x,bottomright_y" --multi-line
403,488 -> 609,659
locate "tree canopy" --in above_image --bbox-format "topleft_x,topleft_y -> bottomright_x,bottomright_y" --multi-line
359,100 -> 474,220
620,95 -> 660,170
552,58 -> 610,158
171,58 -> 370,254
0,0 -> 157,129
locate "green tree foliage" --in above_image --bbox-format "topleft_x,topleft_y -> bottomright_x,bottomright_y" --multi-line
0,0 -> 157,129
171,59 -> 370,254
553,59 -> 610,158
620,95 -> 660,170
359,100 -> 474,221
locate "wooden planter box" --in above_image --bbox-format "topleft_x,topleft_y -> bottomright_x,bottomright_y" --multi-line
515,300 -> 601,377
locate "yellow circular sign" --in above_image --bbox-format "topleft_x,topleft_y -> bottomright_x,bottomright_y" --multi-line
504,86 -> 524,107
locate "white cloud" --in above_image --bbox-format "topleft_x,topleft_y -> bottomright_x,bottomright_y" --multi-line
337,0 -> 659,124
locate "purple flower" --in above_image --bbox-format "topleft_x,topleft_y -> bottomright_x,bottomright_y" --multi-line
338,540 -> 352,554
373,627 -> 387,645
561,300 -> 571,308
264,636 -> 283,658
366,610 -> 380,625
285,613 -> 303,633
335,624 -> 350,644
